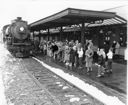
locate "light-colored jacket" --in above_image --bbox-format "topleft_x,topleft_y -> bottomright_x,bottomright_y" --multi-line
107,51 -> 113,59
77,48 -> 84,58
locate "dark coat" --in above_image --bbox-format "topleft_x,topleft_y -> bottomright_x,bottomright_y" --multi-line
51,45 -> 58,53
69,49 -> 76,63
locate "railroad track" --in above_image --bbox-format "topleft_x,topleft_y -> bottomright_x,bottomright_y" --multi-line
21,57 -> 104,105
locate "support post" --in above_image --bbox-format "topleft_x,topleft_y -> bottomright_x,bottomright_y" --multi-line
47,28 -> 50,41
60,26 -> 63,41
81,22 -> 85,46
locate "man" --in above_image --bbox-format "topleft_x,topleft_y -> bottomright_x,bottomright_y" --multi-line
96,48 -> 106,77
106,48 -> 113,73
51,42 -> 59,60
112,41 -> 116,54
77,44 -> 84,69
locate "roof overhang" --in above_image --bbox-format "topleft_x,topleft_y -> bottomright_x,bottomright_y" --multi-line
30,8 -> 116,31
88,15 -> 127,27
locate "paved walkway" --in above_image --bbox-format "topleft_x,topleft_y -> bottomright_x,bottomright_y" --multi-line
40,55 -> 127,94
36,55 -> 126,103
85,62 -> 126,94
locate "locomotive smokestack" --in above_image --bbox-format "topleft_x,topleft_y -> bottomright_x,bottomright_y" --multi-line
17,17 -> 22,20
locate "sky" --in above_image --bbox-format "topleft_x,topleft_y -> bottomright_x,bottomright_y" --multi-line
0,0 -> 128,30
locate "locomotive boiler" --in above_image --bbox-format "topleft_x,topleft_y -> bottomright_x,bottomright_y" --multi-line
2,17 -> 33,57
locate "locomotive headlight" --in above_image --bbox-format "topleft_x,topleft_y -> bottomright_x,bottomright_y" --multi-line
19,27 -> 24,32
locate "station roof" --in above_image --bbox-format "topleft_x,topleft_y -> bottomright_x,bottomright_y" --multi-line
88,15 -> 127,27
30,8 -> 116,31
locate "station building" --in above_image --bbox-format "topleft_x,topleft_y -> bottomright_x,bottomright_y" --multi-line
30,6 -> 127,58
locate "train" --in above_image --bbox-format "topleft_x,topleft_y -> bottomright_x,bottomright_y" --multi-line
2,17 -> 33,58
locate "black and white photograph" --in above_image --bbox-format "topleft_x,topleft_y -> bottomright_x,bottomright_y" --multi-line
0,0 -> 127,105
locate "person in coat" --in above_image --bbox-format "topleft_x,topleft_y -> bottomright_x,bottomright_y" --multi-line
69,46 -> 76,69
85,46 -> 94,73
96,48 -> 106,77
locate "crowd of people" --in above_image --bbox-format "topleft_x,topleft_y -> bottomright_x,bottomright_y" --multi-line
36,39 -> 119,78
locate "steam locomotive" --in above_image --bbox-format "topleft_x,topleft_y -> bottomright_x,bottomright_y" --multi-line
2,17 -> 33,58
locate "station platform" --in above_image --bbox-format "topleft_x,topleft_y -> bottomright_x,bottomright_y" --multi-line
35,54 -> 127,103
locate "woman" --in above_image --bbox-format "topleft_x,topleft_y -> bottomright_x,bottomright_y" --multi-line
64,45 -> 70,66
85,46 -> 94,72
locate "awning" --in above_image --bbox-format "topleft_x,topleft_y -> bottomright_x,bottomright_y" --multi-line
30,8 -> 116,31
88,15 -> 127,27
